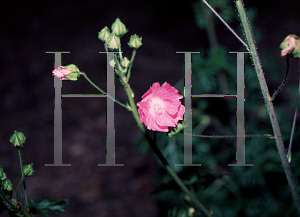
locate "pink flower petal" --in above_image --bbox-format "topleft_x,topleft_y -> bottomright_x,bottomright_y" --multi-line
136,82 -> 185,132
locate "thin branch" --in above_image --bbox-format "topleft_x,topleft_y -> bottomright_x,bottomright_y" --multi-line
202,0 -> 250,52
184,133 -> 275,139
287,59 -> 300,163
271,57 -> 290,101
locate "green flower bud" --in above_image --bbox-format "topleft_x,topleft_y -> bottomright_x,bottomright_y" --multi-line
3,179 -> 13,191
9,131 -> 26,148
109,59 -> 116,68
98,26 -> 110,42
64,72 -> 80,81
121,57 -> 130,68
63,64 -> 80,73
128,34 -> 142,49
287,152 -> 292,163
106,33 -> 120,50
61,64 -> 80,81
23,163 -> 35,177
111,18 -> 127,37
0,166 -> 7,181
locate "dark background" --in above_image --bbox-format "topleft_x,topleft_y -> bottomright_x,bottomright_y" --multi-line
0,0 -> 300,216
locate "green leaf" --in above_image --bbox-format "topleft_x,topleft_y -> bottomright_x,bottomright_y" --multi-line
168,120 -> 185,138
28,199 -> 70,217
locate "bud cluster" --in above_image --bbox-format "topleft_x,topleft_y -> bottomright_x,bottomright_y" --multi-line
98,18 -> 142,50
98,18 -> 142,84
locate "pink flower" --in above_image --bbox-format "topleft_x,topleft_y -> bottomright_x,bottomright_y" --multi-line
52,67 -> 72,80
137,82 -> 185,132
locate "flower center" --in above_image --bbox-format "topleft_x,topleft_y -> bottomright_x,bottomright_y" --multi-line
149,98 -> 164,115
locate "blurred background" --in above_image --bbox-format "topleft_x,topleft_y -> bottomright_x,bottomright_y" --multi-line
1,0 -> 300,216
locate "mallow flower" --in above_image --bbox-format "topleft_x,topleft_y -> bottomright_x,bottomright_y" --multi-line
137,82 -> 185,132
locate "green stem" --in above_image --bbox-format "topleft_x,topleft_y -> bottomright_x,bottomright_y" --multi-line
18,149 -> 28,207
79,72 -> 130,111
125,83 -> 145,133
236,1 -> 300,215
11,199 -> 32,217
124,84 -> 213,217
104,44 -> 109,53
126,50 -> 136,82
16,176 -> 25,203
118,44 -> 123,60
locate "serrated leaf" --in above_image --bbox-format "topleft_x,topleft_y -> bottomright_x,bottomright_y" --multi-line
28,199 -> 69,217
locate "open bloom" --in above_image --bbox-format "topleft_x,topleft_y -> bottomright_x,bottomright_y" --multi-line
137,82 -> 185,132
52,67 -> 72,80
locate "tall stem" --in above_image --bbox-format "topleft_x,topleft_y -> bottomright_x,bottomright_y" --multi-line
124,83 -> 213,217
18,149 -> 28,207
235,0 -> 300,215
126,50 -> 136,82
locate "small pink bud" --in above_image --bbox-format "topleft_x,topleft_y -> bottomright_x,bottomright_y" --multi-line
52,64 -> 80,81
281,36 -> 296,57
52,67 -> 72,80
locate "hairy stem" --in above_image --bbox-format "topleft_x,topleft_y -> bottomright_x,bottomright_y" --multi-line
235,0 -> 300,215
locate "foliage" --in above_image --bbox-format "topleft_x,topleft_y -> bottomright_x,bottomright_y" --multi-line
0,131 -> 70,217
134,1 -> 300,216
28,199 -> 70,217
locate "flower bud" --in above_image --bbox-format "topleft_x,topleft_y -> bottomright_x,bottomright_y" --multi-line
98,26 -> 110,42
62,64 -> 79,73
23,163 -> 35,177
3,179 -> 13,191
106,33 -> 120,50
280,34 -> 300,58
128,34 -> 142,49
111,18 -> 127,37
0,166 -> 7,181
64,72 -> 80,81
121,57 -> 130,68
184,195 -> 191,203
188,207 -> 195,216
9,130 -> 26,148
109,59 -> 116,68
52,64 -> 80,81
